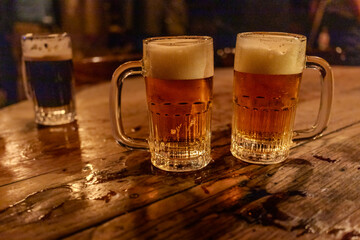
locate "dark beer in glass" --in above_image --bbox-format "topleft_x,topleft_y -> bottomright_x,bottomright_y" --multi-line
22,33 -> 76,125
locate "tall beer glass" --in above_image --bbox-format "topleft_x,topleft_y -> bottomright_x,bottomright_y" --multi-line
231,32 -> 333,164
21,33 -> 76,125
110,36 -> 214,172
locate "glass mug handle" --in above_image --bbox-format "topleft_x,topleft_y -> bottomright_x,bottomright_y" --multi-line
293,56 -> 334,140
21,57 -> 32,100
109,60 -> 149,150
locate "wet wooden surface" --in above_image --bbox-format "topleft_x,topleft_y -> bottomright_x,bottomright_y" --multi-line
0,66 -> 360,240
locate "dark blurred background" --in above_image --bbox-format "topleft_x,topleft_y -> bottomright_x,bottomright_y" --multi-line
1,0 -> 359,107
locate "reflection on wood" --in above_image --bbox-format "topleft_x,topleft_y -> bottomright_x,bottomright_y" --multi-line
0,67 -> 359,239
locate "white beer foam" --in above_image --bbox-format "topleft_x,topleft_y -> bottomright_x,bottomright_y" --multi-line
22,33 -> 72,60
234,34 -> 306,75
144,38 -> 214,80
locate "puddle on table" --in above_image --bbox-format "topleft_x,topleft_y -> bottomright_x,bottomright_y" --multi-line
209,157 -> 319,236
92,190 -> 117,203
313,154 -> 337,163
222,186 -> 315,237
0,185 -> 72,223
340,231 -> 360,240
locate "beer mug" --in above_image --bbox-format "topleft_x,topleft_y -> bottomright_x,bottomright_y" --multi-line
110,36 -> 214,172
231,32 -> 333,164
21,33 -> 76,125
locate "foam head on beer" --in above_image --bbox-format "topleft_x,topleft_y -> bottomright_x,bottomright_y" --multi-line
234,32 -> 306,75
144,37 -> 214,80
22,33 -> 72,60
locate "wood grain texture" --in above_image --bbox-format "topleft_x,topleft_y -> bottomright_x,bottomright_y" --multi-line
0,66 -> 359,239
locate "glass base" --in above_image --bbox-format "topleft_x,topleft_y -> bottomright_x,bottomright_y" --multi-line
151,152 -> 212,172
34,104 -> 76,126
149,141 -> 212,172
230,135 -> 290,165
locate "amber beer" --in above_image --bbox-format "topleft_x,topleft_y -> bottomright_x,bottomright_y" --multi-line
232,71 -> 301,154
110,36 -> 214,172
231,32 -> 306,164
146,76 -> 212,143
145,76 -> 212,169
144,37 -> 214,171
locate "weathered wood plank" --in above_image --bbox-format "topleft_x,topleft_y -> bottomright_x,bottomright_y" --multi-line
0,128 -> 255,239
0,66 -> 359,239
1,66 -> 359,187
64,122 -> 360,240
0,115 -> 359,239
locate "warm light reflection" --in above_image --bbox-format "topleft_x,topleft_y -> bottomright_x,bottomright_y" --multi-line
3,140 -> 38,178
91,57 -> 102,63
146,187 -> 159,200
0,122 -> 82,181
83,163 -> 94,182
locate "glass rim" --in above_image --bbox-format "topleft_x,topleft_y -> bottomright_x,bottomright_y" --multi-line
143,35 -> 213,44
22,32 -> 69,41
237,32 -> 306,41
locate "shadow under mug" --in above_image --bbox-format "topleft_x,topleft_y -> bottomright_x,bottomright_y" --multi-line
110,36 -> 214,172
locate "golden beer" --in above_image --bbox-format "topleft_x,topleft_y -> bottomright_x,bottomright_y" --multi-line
146,76 -> 212,165
146,77 -> 212,142
231,32 -> 306,164
144,37 -> 214,171
232,71 -> 301,161
110,36 -> 214,172
143,36 -> 214,171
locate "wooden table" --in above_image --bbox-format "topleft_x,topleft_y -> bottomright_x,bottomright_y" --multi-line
0,66 -> 359,239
